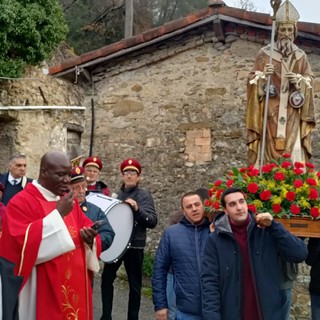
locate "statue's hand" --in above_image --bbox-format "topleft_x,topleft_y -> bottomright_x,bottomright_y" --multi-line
264,63 -> 274,76
285,72 -> 301,90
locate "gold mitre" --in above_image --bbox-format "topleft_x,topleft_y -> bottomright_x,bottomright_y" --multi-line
275,0 -> 300,24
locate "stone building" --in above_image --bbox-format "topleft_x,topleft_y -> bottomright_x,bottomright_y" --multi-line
1,3 -> 320,318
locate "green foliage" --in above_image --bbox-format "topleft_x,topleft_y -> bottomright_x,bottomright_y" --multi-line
0,0 -> 68,77
60,0 -> 211,54
142,251 -> 154,278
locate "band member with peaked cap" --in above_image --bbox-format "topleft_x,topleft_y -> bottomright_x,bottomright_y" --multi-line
83,156 -> 111,196
69,165 -> 115,251
100,158 -> 158,320
0,151 -> 101,319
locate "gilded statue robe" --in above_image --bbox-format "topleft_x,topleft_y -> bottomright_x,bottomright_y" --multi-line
247,44 -> 315,166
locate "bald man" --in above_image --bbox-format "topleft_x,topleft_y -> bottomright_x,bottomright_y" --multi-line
0,151 -> 101,320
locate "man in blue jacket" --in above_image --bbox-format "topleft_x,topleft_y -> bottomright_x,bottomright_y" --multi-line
201,187 -> 308,320
152,191 -> 211,320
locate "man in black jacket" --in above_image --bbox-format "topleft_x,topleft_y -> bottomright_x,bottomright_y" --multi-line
100,158 -> 157,320
0,153 -> 32,205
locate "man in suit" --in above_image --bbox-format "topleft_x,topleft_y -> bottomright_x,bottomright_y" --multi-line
0,153 -> 32,205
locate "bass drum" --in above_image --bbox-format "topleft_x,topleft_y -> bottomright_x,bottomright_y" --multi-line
86,193 -> 134,264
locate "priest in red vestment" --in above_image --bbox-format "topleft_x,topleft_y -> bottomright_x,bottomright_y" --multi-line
0,151 -> 102,320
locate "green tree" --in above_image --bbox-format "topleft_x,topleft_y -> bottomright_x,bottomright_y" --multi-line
0,0 -> 68,77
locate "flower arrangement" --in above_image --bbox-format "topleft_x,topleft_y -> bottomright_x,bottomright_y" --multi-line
206,154 -> 320,220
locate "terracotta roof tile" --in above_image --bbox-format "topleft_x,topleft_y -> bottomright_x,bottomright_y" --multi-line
49,6 -> 320,76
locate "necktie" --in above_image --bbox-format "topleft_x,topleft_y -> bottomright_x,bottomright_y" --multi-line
13,180 -> 17,185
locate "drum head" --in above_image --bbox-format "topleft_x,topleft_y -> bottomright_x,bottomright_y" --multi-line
86,193 -> 134,263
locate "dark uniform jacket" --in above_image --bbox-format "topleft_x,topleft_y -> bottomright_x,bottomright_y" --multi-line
80,200 -> 115,251
117,185 -> 157,248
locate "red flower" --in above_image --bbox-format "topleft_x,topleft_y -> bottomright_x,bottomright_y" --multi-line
306,162 -> 315,169
260,190 -> 272,201
248,168 -> 260,177
281,161 -> 292,169
213,202 -> 220,210
286,191 -> 296,202
309,188 -> 319,200
214,180 -> 222,187
239,168 -> 247,173
274,172 -> 285,181
272,204 -> 282,214
294,162 -> 305,169
262,164 -> 272,173
282,153 -> 291,158
294,168 -> 304,175
293,180 -> 303,188
248,204 -> 257,213
306,178 -> 317,186
209,188 -> 216,197
290,204 -> 300,215
247,182 -> 259,194
310,207 -> 320,219
317,172 -> 320,178
216,189 -> 223,199
226,179 -> 234,187
204,200 -> 211,206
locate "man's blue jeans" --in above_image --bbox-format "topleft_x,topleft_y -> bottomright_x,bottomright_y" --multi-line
166,272 -> 176,320
311,294 -> 320,320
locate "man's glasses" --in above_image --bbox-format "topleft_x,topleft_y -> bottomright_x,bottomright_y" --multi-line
123,170 -> 138,176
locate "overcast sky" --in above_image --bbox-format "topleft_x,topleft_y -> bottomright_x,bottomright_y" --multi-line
225,1 -> 319,24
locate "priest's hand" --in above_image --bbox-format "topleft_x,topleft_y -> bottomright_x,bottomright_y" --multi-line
56,191 -> 74,217
80,227 -> 98,247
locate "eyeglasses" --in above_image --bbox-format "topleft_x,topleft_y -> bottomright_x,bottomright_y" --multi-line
123,170 -> 138,176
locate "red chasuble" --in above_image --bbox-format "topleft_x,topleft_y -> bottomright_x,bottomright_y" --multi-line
0,183 -> 101,320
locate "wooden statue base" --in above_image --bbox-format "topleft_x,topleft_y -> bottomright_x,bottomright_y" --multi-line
274,217 -> 320,238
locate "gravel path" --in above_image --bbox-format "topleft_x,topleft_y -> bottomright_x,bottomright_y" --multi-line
93,272 -> 155,320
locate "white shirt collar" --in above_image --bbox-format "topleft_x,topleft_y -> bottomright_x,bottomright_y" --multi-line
8,173 -> 21,185
32,180 -> 60,201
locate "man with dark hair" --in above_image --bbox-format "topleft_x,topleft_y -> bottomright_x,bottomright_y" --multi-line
201,187 -> 307,320
0,150 -> 101,319
152,191 -> 210,320
0,153 -> 32,205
